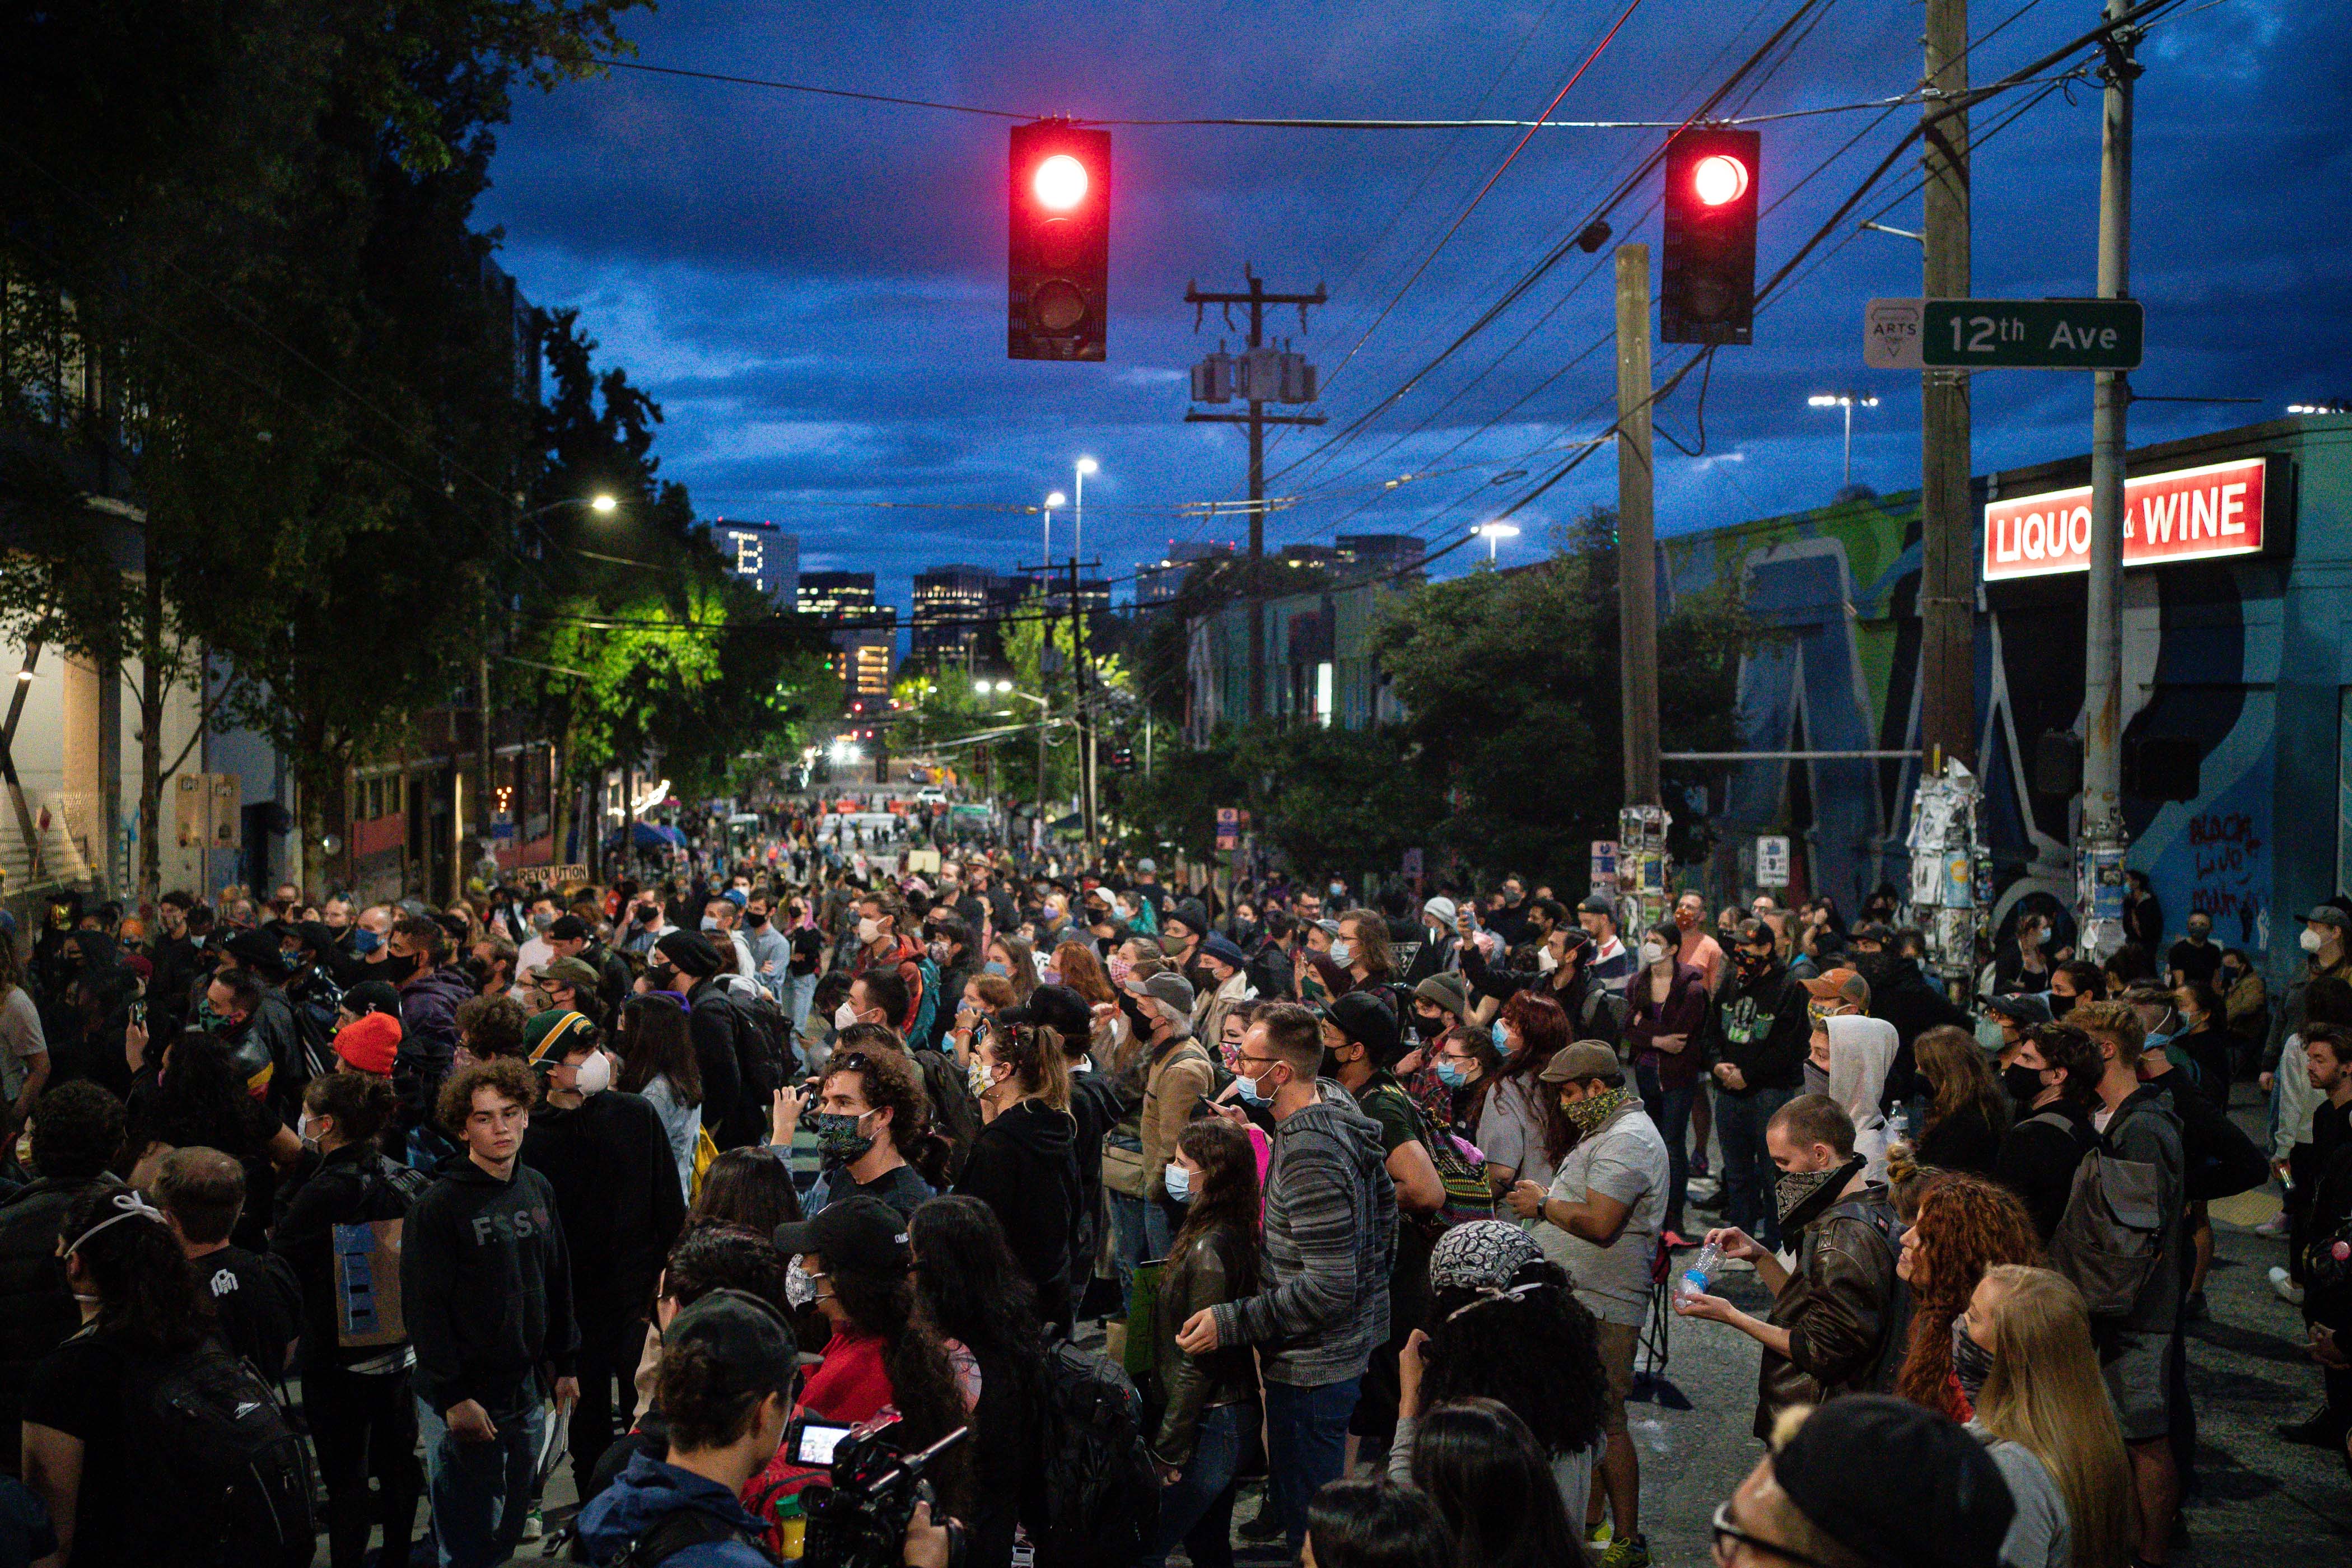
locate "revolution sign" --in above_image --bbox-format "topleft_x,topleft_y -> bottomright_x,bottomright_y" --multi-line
1982,457 -> 2271,580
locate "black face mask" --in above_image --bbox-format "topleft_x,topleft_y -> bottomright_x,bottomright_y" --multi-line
746,912 -> 769,928
2047,988 -> 2077,1019
1734,950 -> 1773,982
1851,951 -> 1895,987
378,950 -> 419,983
1412,1011 -> 1447,1041
2003,1063 -> 2046,1110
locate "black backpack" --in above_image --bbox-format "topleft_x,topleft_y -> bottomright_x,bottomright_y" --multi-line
618,1506 -> 776,1566
127,1341 -> 317,1567
1034,1341 -> 1159,1568
910,1047 -> 981,1182
727,991 -> 796,1098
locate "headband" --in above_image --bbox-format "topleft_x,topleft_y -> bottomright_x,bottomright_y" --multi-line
64,1190 -> 168,1258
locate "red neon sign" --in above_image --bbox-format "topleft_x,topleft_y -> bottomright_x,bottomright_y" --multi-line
1982,457 -> 2269,580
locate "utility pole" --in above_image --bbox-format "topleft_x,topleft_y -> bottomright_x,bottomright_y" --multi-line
1184,267 -> 1327,721
1018,554 -> 1105,850
1919,0 -> 1976,776
1615,245 -> 1659,809
2079,0 -> 2139,960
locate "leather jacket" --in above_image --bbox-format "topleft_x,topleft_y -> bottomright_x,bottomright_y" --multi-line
1151,1221 -> 1257,1467
1756,1185 -> 1904,1439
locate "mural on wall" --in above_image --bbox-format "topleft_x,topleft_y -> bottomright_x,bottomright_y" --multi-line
1661,492 -> 2284,958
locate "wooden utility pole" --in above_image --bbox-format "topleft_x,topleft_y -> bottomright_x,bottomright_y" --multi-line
1183,268 -> 1326,721
1615,245 -> 1660,808
1919,0 -> 1976,772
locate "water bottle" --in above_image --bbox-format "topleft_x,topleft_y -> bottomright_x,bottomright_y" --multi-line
1681,1239 -> 1725,1299
1888,1103 -> 1913,1143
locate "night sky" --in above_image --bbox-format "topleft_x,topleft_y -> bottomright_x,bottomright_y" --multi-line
474,0 -> 2345,618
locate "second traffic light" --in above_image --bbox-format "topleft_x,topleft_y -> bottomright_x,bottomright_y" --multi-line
1661,127 -> 1761,346
1009,120 -> 1110,362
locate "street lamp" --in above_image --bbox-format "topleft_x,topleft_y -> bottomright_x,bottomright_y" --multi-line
517,492 -> 621,526
1473,521 -> 1521,563
1074,458 -> 1098,563
1042,491 -> 1066,570
590,493 -> 618,514
1807,393 -> 1880,490
2288,402 -> 2350,415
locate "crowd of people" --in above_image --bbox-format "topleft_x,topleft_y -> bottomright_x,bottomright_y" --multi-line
0,833 -> 2339,1568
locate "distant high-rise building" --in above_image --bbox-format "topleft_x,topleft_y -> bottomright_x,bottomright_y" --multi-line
1335,533 -> 1427,583
798,571 -> 877,623
1134,540 -> 1237,606
708,520 -> 799,609
910,564 -> 1004,673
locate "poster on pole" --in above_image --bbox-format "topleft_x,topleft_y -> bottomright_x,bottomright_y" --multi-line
1590,840 -> 1618,892
1755,835 -> 1790,889
208,774 -> 241,850
1215,806 -> 1240,851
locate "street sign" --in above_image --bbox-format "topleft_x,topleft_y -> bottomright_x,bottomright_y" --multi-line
1864,298 -> 1924,370
1215,806 -> 1239,852
1756,835 -> 1790,888
1920,298 -> 2142,370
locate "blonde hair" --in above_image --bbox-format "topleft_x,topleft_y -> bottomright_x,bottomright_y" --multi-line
1971,1265 -> 2138,1568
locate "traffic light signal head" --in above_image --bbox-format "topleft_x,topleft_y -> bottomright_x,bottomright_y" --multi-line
1662,127 -> 1760,346
1009,120 -> 1110,362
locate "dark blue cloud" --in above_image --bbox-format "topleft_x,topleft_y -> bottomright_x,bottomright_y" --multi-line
474,0 -> 2350,609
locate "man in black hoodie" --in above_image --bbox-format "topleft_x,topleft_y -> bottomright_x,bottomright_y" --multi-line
402,1057 -> 578,1568
651,929 -> 747,1148
1846,923 -> 1971,1110
517,1009 -> 686,1496
1700,918 -> 1810,1253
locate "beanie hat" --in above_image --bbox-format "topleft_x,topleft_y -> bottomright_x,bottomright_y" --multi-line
333,1011 -> 402,1076
524,1010 -> 596,1070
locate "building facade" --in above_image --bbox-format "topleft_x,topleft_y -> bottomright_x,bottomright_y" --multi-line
709,519 -> 800,610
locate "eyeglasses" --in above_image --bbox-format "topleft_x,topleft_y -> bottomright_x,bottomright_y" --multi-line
1710,1501 -> 1838,1568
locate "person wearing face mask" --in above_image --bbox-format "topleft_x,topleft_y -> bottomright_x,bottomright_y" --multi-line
1161,902 -> 1212,988
1990,908 -> 2058,999
1697,918 -> 1812,1255
774,1046 -> 940,1221
1800,969 -> 1898,1184
851,890 -> 933,1043
2265,905 -> 2352,1102
1174,1004 -> 1398,1557
1991,1023 -> 2106,1243
1104,970 -> 1215,1324
739,893 -> 791,998
650,928 -> 752,1154
2046,957 -> 2105,1023
954,1019 -> 1079,1329
1842,923 -> 1972,1114
701,895 -> 764,998
1193,934 -> 1258,1050
1626,921 -> 1710,1245
519,1010 -> 687,1499
1982,992 -> 2055,1112
384,915 -> 472,1140
273,1071 -> 425,1568
2164,911 -> 2222,991
921,912 -> 978,1053
1675,1095 -> 1906,1440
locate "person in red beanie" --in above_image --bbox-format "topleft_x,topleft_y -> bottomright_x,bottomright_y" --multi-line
334,1011 -> 402,1078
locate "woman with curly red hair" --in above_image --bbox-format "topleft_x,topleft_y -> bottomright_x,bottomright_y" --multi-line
1893,1170 -> 2042,1420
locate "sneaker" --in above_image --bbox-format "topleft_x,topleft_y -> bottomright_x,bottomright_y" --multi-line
1684,1175 -> 1720,1201
2182,1290 -> 2210,1322
2270,1266 -> 2306,1306
2256,1210 -> 2292,1237
1238,1502 -> 1287,1542
519,1509 -> 544,1544
1585,1522 -> 1614,1547
1599,1533 -> 1651,1568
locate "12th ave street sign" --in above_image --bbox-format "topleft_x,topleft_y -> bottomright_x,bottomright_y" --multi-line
1920,298 -> 2143,370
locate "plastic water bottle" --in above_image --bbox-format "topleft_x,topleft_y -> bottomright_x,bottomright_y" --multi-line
1681,1240 -> 1725,1299
1888,1103 -> 1913,1143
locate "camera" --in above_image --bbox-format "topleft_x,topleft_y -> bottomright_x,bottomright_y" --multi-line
797,1413 -> 968,1568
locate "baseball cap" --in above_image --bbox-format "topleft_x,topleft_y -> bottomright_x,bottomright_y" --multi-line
1849,921 -> 1896,947
1140,971 -> 1196,1032
1770,1396 -> 2014,1568
537,955 -> 600,995
1982,992 -> 2054,1027
999,983 -> 1091,1039
1328,990 -> 1402,1066
342,979 -> 402,1020
1538,1039 -> 1623,1084
1136,858 -> 1157,874
773,1194 -> 912,1276
333,1011 -> 401,1076
2303,905 -> 2351,931
1732,917 -> 1776,948
1576,894 -> 1616,917
547,913 -> 592,942
1801,968 -> 1872,1008
660,1289 -> 796,1406
524,1010 -> 596,1070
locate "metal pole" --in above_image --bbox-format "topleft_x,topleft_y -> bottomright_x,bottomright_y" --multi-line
1919,0 -> 1977,776
1843,401 -> 1854,491
1074,469 -> 1085,566
2079,0 -> 2136,959
1614,244 -> 1660,808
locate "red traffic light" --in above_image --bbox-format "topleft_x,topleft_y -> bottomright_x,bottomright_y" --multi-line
1692,153 -> 1749,207
1009,120 -> 1110,362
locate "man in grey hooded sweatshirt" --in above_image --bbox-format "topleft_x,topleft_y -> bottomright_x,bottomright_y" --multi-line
1176,1001 -> 1397,1553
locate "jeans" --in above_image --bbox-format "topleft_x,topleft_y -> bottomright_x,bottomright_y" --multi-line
1715,1084 -> 1796,1251
785,969 -> 817,1034
1264,1378 -> 1360,1552
1637,1062 -> 1698,1236
307,1364 -> 419,1568
1108,1189 -> 1174,1316
1142,1402 -> 1245,1568
418,1392 -> 545,1568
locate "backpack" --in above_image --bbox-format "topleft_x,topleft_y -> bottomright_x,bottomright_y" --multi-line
618,1506 -> 776,1566
125,1341 -> 317,1568
1034,1340 -> 1159,1568
727,992 -> 796,1100
330,1156 -> 428,1350
906,954 -> 942,1051
2046,1125 -> 2169,1319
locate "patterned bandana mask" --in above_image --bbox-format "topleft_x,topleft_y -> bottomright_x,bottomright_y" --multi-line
1562,1084 -> 1639,1135
1775,1153 -> 1867,1231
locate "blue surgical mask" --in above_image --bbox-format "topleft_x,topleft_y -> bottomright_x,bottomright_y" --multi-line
1164,1163 -> 1192,1203
983,961 -> 1010,978
1492,1019 -> 1512,1053
351,928 -> 382,955
1235,1068 -> 1272,1107
1435,1058 -> 1469,1090
1329,940 -> 1353,968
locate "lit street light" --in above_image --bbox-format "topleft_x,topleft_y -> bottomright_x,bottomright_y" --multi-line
1473,521 -> 1520,563
1074,457 -> 1099,562
2288,402 -> 2350,415
1807,393 -> 1880,491
1041,490 -> 1067,568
